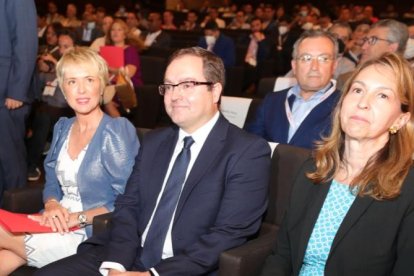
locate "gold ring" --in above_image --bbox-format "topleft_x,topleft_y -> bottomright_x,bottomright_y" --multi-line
52,215 -> 58,219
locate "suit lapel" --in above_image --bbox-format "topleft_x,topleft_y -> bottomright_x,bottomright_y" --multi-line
328,195 -> 374,259
174,116 -> 228,221
146,129 -> 178,207
295,181 -> 331,271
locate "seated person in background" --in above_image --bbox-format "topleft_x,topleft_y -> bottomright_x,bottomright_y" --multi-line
336,19 -> 408,91
37,22 -> 63,77
200,7 -> 226,28
141,12 -> 172,49
245,30 -> 340,149
102,19 -> 144,117
328,22 -> 354,78
0,47 -> 139,274
239,17 -> 274,94
36,46 -> 270,276
27,28 -> 77,181
75,11 -> 104,46
89,15 -> 114,52
162,10 -> 177,30
125,11 -> 142,38
179,10 -> 201,31
227,10 -> 251,30
198,20 -> 236,67
261,52 -> 414,276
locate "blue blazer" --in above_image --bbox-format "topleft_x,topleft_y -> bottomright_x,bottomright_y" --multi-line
81,115 -> 270,275
245,88 -> 340,149
198,34 -> 236,67
43,114 -> 140,237
0,0 -> 37,106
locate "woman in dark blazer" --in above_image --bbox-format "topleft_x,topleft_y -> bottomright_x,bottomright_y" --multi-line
261,52 -> 414,276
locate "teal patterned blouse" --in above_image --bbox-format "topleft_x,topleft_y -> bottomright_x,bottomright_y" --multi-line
299,179 -> 357,276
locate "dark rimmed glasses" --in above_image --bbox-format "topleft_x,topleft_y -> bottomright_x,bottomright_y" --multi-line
158,81 -> 213,95
361,36 -> 392,46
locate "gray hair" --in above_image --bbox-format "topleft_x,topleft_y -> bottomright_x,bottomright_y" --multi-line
292,30 -> 339,59
371,19 -> 408,54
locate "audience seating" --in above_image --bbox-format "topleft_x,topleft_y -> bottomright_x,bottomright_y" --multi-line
257,77 -> 277,98
257,76 -> 298,98
140,56 -> 167,85
5,131 -> 311,276
220,96 -> 261,128
133,85 -> 162,128
223,66 -> 244,96
218,144 -> 311,276
4,128 -> 151,275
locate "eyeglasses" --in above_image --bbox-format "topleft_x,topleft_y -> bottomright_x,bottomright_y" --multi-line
295,54 -> 334,64
361,36 -> 392,46
158,80 -> 213,95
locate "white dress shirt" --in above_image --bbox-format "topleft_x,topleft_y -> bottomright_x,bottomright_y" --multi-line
100,112 -> 220,275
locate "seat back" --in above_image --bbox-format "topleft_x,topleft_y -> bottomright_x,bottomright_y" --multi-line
257,77 -> 277,98
140,56 -> 166,85
264,144 -> 311,227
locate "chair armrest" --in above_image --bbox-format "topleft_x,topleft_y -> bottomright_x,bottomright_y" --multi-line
92,212 -> 112,235
219,225 -> 278,276
2,186 -> 44,213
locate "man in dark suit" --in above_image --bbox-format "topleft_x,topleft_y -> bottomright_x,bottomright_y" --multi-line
141,12 -> 172,49
245,30 -> 340,150
0,0 -> 38,198
198,20 -> 236,68
36,47 -> 270,275
75,11 -> 104,46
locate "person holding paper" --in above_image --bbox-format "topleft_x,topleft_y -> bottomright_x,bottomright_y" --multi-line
102,19 -> 144,117
0,47 -> 139,275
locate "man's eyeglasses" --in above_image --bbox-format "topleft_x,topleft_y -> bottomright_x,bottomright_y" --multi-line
295,54 -> 334,64
158,81 -> 214,95
361,36 -> 392,46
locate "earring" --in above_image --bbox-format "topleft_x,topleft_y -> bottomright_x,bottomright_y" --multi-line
389,125 -> 398,134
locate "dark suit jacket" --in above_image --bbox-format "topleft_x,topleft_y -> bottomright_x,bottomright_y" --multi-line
82,115 -> 270,275
198,33 -> 236,67
75,26 -> 104,46
141,30 -> 172,48
261,159 -> 414,276
244,87 -> 340,149
0,0 -> 37,106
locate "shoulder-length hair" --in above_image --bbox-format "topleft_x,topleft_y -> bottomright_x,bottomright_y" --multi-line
307,52 -> 414,200
105,19 -> 145,51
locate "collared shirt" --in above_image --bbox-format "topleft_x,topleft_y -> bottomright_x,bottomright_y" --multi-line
245,34 -> 259,67
100,112 -> 220,276
287,81 -> 334,141
144,30 -> 162,47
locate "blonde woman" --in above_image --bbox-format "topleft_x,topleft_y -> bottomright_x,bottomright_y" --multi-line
0,47 -> 139,274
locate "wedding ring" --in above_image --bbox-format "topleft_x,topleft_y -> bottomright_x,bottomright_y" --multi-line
52,215 -> 58,219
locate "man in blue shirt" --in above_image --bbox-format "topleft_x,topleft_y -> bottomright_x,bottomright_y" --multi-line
245,30 -> 341,149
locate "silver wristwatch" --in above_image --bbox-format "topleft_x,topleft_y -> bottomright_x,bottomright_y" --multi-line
78,213 -> 88,228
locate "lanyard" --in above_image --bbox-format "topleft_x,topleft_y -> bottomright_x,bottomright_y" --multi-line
285,79 -> 337,130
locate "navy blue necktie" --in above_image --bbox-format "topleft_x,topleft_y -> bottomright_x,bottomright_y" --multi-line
288,94 -> 296,109
140,136 -> 194,269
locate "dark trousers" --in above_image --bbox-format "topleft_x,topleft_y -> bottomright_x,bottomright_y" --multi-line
0,105 -> 30,198
26,103 -> 72,170
34,245 -> 103,276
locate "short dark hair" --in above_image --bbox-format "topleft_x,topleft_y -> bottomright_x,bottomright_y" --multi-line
204,20 -> 219,31
167,47 -> 225,88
